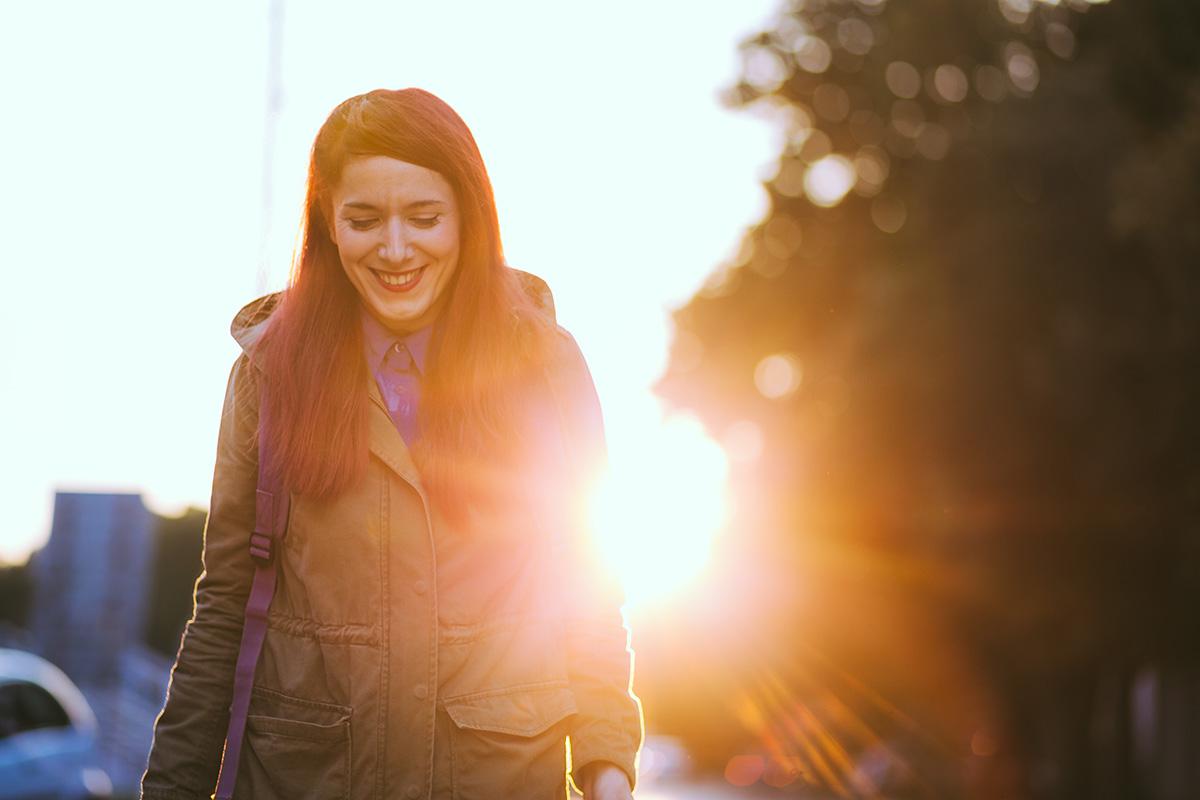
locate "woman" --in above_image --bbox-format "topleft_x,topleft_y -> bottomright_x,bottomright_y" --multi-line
141,88 -> 643,800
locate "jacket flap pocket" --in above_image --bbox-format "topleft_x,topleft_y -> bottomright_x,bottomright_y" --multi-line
442,685 -> 577,737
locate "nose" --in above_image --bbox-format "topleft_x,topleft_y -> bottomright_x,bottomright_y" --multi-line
378,218 -> 413,263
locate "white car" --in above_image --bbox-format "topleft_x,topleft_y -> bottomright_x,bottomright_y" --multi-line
0,649 -> 111,799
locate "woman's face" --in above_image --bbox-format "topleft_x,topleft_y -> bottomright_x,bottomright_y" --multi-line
329,155 -> 461,334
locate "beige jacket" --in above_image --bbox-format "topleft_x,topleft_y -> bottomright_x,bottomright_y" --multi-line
141,285 -> 643,799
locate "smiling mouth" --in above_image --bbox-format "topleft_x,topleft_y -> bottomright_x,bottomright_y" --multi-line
370,266 -> 427,292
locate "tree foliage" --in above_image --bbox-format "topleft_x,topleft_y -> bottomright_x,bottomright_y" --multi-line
650,1 -> 1200,796
145,508 -> 207,657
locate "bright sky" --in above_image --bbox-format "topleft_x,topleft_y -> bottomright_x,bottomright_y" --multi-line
0,0 -> 779,578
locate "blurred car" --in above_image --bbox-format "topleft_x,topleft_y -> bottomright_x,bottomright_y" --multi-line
637,734 -> 695,783
0,648 -> 111,799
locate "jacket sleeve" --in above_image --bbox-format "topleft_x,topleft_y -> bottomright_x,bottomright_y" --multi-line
546,330 -> 645,794
141,354 -> 261,800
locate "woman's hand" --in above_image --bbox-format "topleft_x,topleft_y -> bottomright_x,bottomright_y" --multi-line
579,761 -> 634,800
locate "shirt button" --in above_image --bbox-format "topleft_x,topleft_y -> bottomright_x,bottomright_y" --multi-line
391,343 -> 413,369
406,786 -> 421,799
413,684 -> 428,700
413,580 -> 428,595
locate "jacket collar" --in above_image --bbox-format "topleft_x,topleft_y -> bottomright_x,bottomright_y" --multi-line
230,292 -> 424,489
229,292 -> 281,369
360,309 -> 433,376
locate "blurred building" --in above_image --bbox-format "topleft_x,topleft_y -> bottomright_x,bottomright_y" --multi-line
27,491 -> 172,794
31,492 -> 153,683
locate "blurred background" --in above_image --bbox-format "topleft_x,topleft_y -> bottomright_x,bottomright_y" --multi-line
2,0 -> 1198,798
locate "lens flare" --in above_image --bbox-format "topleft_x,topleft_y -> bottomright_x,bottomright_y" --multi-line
589,413 -> 729,610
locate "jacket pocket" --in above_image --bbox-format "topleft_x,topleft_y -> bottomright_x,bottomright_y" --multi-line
236,687 -> 352,800
442,685 -> 577,800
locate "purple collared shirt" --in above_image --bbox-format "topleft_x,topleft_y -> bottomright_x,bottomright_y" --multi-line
361,310 -> 433,445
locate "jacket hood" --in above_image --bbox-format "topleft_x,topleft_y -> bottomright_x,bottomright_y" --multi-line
230,268 -> 557,367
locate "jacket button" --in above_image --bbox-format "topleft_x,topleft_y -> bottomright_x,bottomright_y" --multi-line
406,785 -> 421,798
413,683 -> 428,699
413,580 -> 428,595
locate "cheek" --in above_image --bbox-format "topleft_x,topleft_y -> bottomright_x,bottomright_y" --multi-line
335,232 -> 373,266
438,223 -> 462,269
434,229 -> 457,260
333,239 -> 367,288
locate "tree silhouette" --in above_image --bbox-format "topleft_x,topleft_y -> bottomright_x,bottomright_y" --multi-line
651,1 -> 1200,797
145,508 -> 207,657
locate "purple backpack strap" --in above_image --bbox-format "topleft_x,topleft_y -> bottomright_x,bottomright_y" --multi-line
213,383 -> 289,800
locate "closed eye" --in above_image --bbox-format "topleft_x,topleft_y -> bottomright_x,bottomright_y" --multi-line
347,218 -> 378,231
410,214 -> 442,229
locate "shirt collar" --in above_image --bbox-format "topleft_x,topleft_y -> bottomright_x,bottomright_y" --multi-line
361,309 -> 433,375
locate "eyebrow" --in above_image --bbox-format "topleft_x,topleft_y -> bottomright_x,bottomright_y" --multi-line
340,199 -> 447,212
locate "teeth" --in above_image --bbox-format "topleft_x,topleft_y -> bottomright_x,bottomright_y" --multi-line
375,268 -> 421,287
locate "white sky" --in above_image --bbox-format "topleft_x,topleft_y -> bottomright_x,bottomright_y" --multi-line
0,0 -> 779,566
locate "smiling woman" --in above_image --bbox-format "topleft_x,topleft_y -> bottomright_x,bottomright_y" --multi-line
140,88 -> 643,800
330,156 -> 462,332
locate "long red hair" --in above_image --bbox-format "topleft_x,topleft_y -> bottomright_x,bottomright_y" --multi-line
255,88 -> 556,520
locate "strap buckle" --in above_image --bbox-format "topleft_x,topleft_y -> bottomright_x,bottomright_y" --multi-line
249,532 -> 273,564
250,488 -> 278,564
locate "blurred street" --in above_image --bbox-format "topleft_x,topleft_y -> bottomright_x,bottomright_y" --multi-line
573,776 -> 820,799
633,780 -> 807,799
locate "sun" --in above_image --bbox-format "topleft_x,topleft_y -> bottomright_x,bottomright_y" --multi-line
588,412 -> 730,611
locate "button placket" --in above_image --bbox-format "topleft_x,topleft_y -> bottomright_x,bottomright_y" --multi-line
381,341 -> 420,442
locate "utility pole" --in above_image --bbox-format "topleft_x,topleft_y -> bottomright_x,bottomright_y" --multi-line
255,0 -> 284,295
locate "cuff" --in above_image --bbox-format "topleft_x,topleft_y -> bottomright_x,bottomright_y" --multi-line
570,759 -> 634,796
569,727 -> 639,793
